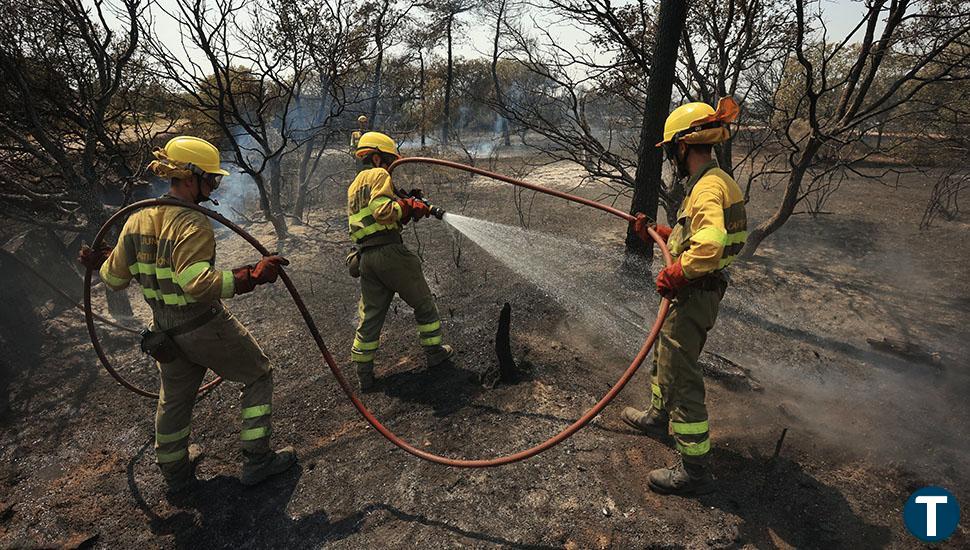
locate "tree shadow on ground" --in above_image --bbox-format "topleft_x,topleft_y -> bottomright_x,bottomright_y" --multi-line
378,362 -> 488,417
332,502 -> 560,549
125,442 -> 355,549
466,403 -> 633,437
699,448 -> 892,549
126,441 -> 559,549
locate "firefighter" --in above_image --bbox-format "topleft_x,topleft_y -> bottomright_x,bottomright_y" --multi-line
620,97 -> 746,496
351,115 -> 369,171
347,131 -> 453,391
78,136 -> 296,494
350,115 -> 369,149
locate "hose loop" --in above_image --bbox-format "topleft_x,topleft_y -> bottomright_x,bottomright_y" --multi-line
84,160 -> 671,467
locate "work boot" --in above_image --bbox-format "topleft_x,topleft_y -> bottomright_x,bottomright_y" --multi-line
648,457 -> 714,496
426,344 -> 455,368
165,444 -> 204,496
355,362 -> 376,392
620,406 -> 669,438
241,446 -> 297,486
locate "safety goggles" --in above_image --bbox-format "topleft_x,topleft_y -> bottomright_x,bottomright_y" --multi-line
186,163 -> 223,190
204,173 -> 223,191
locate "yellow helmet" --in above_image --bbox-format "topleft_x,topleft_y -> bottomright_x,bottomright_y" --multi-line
656,96 -> 739,147
148,136 -> 230,180
357,115 -> 368,123
355,131 -> 400,159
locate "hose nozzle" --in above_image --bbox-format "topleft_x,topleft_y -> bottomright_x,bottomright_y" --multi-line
429,205 -> 445,219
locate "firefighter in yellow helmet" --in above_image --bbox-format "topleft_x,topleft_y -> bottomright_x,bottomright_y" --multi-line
350,115 -> 369,149
347,131 -> 454,391
621,97 -> 746,496
78,136 -> 296,494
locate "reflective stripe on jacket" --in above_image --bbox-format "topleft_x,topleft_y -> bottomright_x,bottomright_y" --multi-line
667,160 -> 747,279
347,167 -> 403,243
99,197 -> 234,307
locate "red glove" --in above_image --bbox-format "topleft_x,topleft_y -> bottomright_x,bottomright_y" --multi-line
233,255 -> 289,295
631,213 -> 672,244
78,244 -> 112,271
397,198 -> 430,225
655,260 -> 690,299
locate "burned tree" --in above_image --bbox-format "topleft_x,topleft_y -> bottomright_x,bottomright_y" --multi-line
677,0 -> 796,173
365,0 -> 402,127
0,0 -> 168,317
274,0 -> 370,221
490,0 -> 689,265
430,0 -> 478,146
0,0 -> 156,236
143,0 -> 320,239
739,0 -> 970,257
624,0 -> 689,265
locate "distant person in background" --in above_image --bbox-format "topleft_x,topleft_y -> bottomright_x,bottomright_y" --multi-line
346,131 -> 454,391
621,97 -> 746,496
351,115 -> 369,171
79,136 -> 296,495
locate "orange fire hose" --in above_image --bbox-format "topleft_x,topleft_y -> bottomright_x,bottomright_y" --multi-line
83,159 -> 671,467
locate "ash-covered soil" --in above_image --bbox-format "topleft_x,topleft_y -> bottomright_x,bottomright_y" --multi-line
1,159 -> 967,549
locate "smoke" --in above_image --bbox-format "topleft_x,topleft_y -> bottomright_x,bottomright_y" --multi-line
709,240 -> 970,483
213,163 -> 259,224
442,211 -> 968,484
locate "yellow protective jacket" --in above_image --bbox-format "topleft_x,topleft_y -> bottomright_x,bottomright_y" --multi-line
100,197 -> 235,316
666,160 -> 747,279
347,167 -> 403,244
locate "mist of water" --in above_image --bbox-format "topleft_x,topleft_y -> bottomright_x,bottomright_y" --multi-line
443,213 -> 660,354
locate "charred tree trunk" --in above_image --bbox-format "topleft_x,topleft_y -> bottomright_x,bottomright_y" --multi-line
624,0 -> 689,269
292,134 -> 317,224
491,0 -> 511,148
442,15 -> 454,146
419,49 -> 427,149
495,302 -> 517,383
369,5 -> 388,127
293,89 -> 332,222
267,155 -> 288,238
251,170 -> 288,240
370,45 -> 384,126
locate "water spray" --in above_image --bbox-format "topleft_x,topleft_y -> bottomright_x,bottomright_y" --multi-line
83,160 -> 671,468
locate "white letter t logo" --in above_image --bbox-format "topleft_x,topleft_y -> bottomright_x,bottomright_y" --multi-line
915,496 -> 948,536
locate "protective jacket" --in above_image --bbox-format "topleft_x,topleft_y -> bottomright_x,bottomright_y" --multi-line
347,167 -> 404,245
666,160 -> 747,279
99,195 -> 278,480
100,196 -> 234,329
345,166 -> 449,367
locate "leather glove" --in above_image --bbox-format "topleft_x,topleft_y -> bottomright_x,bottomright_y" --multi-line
78,244 -> 112,270
655,260 -> 690,299
631,213 -> 672,244
233,255 -> 289,295
397,197 -> 430,225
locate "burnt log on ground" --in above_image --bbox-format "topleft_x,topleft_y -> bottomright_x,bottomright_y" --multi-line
699,351 -> 764,392
866,337 -> 943,368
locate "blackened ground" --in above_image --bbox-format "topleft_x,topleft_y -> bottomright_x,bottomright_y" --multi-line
1,159 -> 967,549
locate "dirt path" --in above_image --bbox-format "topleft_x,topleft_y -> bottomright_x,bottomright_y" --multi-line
1,161 -> 967,548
